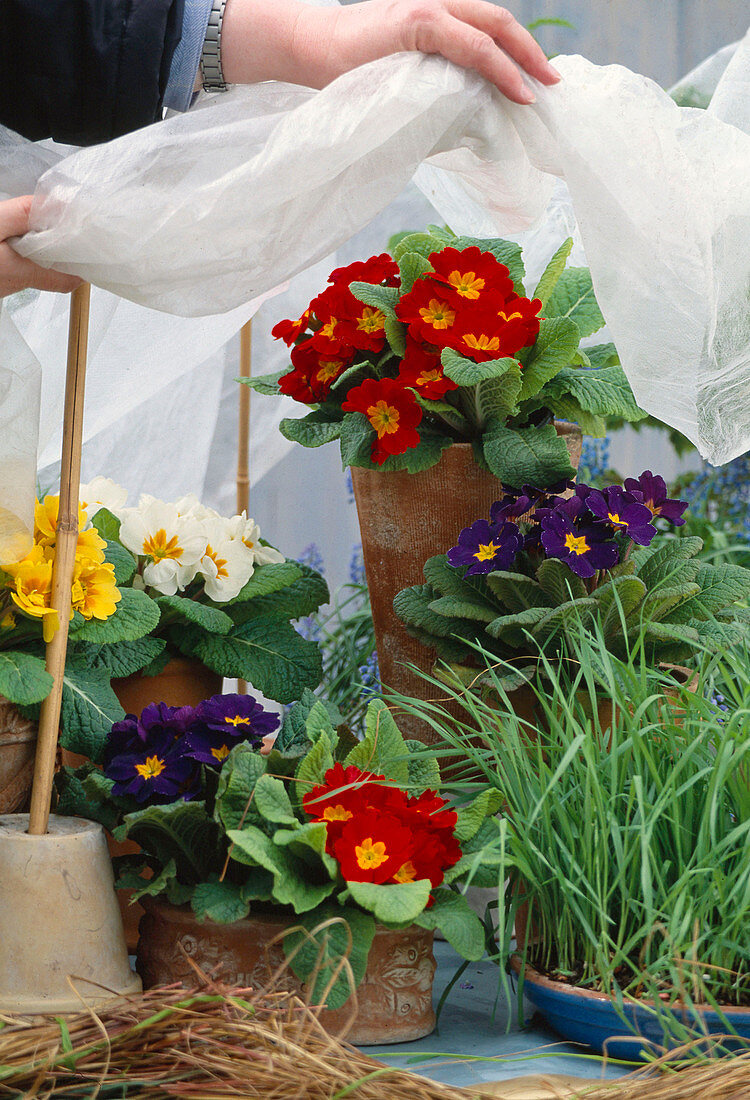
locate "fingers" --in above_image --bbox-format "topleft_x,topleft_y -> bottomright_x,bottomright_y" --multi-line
0,243 -> 81,298
415,11 -> 537,104
0,195 -> 34,240
453,1 -> 560,86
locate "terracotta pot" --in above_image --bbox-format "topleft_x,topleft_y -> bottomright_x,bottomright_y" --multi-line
136,899 -> 437,1045
0,695 -> 37,813
61,657 -> 223,953
351,427 -> 582,743
510,956 -> 750,1060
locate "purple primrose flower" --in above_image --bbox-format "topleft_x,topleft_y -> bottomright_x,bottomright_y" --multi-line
586,486 -> 657,546
447,519 -> 524,576
106,734 -> 198,804
183,693 -> 280,768
540,498 -> 620,578
623,471 -> 688,526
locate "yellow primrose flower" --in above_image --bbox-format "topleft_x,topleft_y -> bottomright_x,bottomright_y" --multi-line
34,494 -> 107,564
0,607 -> 16,631
75,526 -> 108,565
9,547 -> 59,629
71,560 -> 121,621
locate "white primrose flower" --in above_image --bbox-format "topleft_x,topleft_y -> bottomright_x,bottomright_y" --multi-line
119,499 -> 207,596
175,493 -> 223,522
196,533 -> 256,602
226,513 -> 286,567
79,477 -> 129,518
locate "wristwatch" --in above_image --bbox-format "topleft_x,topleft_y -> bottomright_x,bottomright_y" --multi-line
200,0 -> 229,92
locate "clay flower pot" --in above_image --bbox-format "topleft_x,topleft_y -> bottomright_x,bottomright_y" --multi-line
511,957 -> 750,1060
136,899 -> 437,1045
0,695 -> 37,814
351,427 -> 582,743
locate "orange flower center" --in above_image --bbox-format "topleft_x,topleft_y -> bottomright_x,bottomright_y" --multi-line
564,533 -> 590,556
355,837 -> 389,870
474,541 -> 501,562
447,270 -> 484,299
135,755 -> 166,780
205,544 -> 229,579
316,359 -> 344,383
357,307 -> 385,334
323,804 -> 353,823
462,333 -> 500,353
367,399 -> 401,438
393,861 -> 417,884
142,529 -> 183,562
419,299 -> 456,330
211,744 -> 232,762
319,316 -> 338,340
416,369 -> 442,386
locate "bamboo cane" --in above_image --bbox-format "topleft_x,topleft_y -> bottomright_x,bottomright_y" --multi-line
236,318 -> 252,695
28,283 -> 91,835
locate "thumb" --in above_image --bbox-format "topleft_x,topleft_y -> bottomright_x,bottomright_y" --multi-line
0,195 -> 34,241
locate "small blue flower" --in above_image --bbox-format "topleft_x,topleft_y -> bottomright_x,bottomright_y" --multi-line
358,650 -> 380,698
298,542 -> 326,575
349,544 -> 366,585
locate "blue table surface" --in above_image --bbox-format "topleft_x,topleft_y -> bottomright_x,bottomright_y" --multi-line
359,941 -> 633,1091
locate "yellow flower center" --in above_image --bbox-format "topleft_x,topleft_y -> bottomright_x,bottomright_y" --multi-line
319,316 -> 338,340
224,715 -> 251,726
608,512 -> 625,527
204,544 -> 229,579
474,541 -> 501,562
316,359 -> 344,383
416,369 -> 442,386
355,837 -> 389,870
419,299 -> 456,330
393,860 -> 417,884
564,533 -> 590,556
644,499 -> 660,516
323,804 -> 353,823
356,307 -> 385,334
142,528 -> 183,562
497,309 -> 523,322
367,400 -> 401,438
211,744 -> 231,762
135,755 -> 166,780
462,333 -> 500,353
447,270 -> 484,299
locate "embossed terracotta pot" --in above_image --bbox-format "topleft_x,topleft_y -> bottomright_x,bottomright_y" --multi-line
137,899 -> 437,1045
61,656 -> 224,953
351,428 -> 582,744
0,695 -> 37,813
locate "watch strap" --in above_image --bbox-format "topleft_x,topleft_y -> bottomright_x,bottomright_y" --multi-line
200,0 -> 229,92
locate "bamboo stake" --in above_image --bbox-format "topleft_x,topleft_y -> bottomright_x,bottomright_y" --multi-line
28,283 -> 91,835
236,319 -> 252,695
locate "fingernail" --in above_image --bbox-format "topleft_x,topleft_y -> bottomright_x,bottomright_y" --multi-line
519,85 -> 536,104
547,65 -> 562,83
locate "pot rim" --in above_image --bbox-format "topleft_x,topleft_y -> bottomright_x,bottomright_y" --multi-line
510,954 -> 750,1017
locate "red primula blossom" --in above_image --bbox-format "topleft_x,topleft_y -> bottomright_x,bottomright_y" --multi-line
271,307 -> 313,347
396,279 -> 458,348
328,253 -> 400,288
333,809 -> 415,885
343,377 -> 422,465
302,762 -> 385,848
398,338 -> 458,401
427,246 -> 515,304
279,342 -> 352,403
493,293 -> 543,351
451,293 -> 542,363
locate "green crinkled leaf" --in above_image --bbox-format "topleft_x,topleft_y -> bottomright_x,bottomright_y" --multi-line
545,395 -> 607,438
544,365 -> 646,422
214,743 -> 267,831
375,430 -> 452,474
428,594 -> 497,623
405,740 -> 441,796
451,237 -> 525,295
641,620 -> 700,650
75,637 -> 166,680
694,618 -> 749,651
103,541 -> 137,585
593,576 -> 648,636
340,412 -> 374,468
485,607 -> 548,646
384,315 -> 407,357
347,879 -> 431,924
532,598 -> 598,644
230,566 -> 328,624
348,282 -> 399,316
156,594 -> 233,635
584,342 -> 620,370
69,586 -> 161,644
241,868 -> 276,901
545,266 -> 605,337
280,411 -> 343,449
284,904 -> 376,1010
484,571 -> 552,613
533,237 -> 574,306
253,774 -> 298,825
0,650 -> 52,706
398,251 -> 433,294
536,558 -> 588,603
476,366 -> 523,424
441,348 -> 517,387
295,732 -> 335,802
54,764 -> 119,831
412,394 -> 469,434
115,858 -> 179,901
273,821 -> 337,877
394,584 -> 476,639
637,584 -> 701,625
182,615 -> 322,704
423,556 -> 479,599
59,663 -> 125,762
344,700 -> 409,784
635,538 -> 703,590
275,689 -> 319,754
191,879 -> 250,924
305,699 -> 337,744
228,561 -> 303,604
393,230 -> 445,262
239,369 -> 286,395
227,825 -> 336,912
91,507 -> 121,543
665,563 -> 750,623
415,890 -> 485,961
482,422 -> 576,490
115,800 -> 220,883
444,816 -> 505,889
518,317 -> 581,402
454,789 -> 503,842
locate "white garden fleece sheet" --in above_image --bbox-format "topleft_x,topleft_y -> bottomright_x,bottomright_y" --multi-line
0,25 -> 748,557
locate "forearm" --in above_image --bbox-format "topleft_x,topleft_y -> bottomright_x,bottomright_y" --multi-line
221,0 -> 338,88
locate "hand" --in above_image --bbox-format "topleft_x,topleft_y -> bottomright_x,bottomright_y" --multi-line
0,196 -> 82,299
222,0 -> 560,104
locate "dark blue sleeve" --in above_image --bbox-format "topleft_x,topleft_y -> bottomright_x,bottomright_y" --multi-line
0,0 -> 185,146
